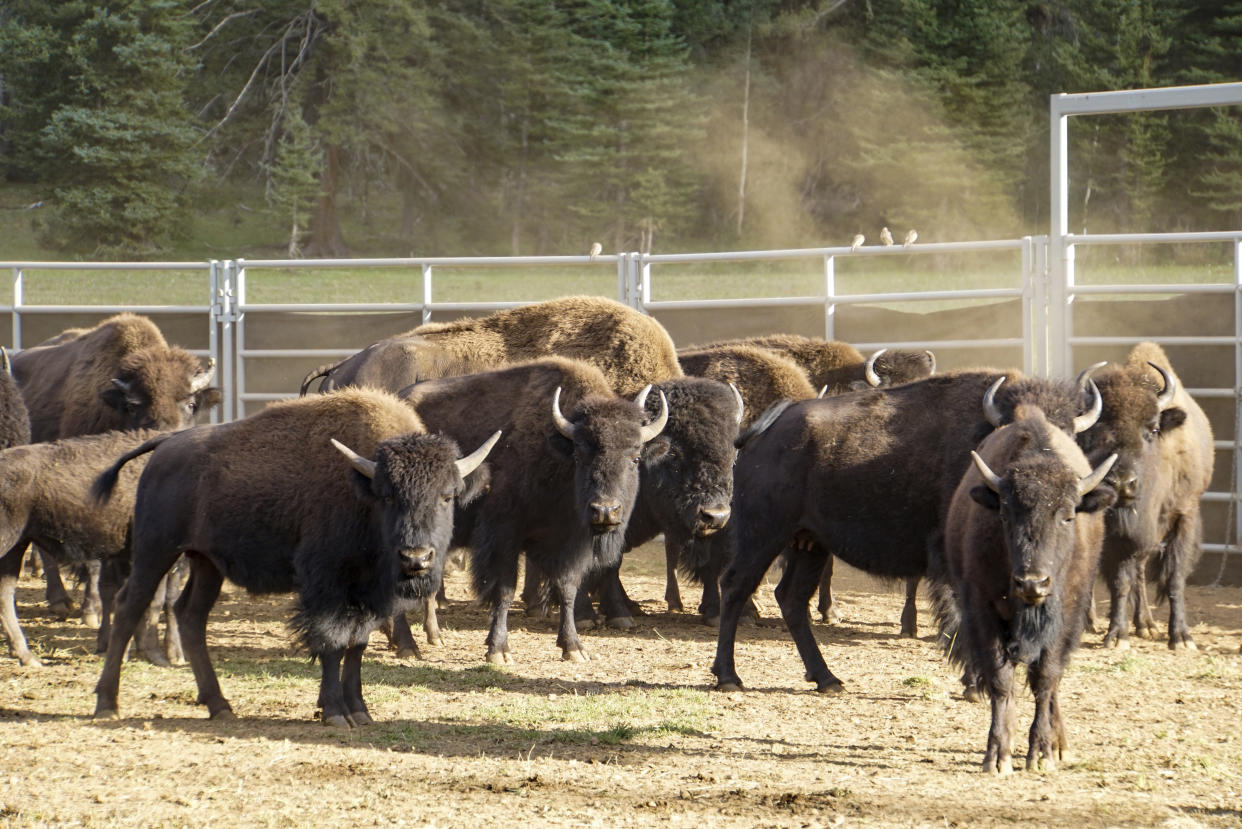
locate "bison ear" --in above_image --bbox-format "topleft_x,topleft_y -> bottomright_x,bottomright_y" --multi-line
1077,484 -> 1117,514
969,485 -> 1000,511
1158,407 -> 1187,435
641,435 -> 670,464
457,463 -> 491,506
101,381 -> 138,413
548,431 -> 573,458
194,387 -> 222,413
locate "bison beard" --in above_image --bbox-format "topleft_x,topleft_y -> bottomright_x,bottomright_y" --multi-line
1006,597 -> 1062,666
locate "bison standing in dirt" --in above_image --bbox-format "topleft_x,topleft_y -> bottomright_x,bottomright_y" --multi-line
934,405 -> 1116,774
90,389 -> 496,726
1077,343 -> 1215,650
301,296 -> 682,398
711,370 -> 1102,693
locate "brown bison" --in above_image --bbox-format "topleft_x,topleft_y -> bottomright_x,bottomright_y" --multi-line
301,296 -> 682,399
676,345 -> 816,429
1076,343 -> 1215,650
398,358 -> 667,663
711,369 -> 1102,693
935,405 -> 1116,773
91,389 -> 496,726
0,429 -> 179,667
12,313 -> 219,442
0,348 -> 30,450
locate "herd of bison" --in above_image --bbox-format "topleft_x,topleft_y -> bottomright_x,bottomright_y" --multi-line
0,295 -> 1225,775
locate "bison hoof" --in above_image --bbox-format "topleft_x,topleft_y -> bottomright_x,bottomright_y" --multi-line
143,650 -> 172,668
48,599 -> 77,620
815,679 -> 845,694
16,653 -> 42,668
93,706 -> 120,720
486,650 -> 512,665
562,648 -> 590,662
985,756 -> 1014,775
209,708 -> 237,721
962,686 -> 986,704
666,599 -> 684,613
82,611 -> 102,630
426,634 -> 442,646
395,646 -> 423,660
348,711 -> 373,727
819,608 -> 842,625
700,615 -> 720,628
606,616 -> 634,630
1027,753 -> 1058,773
1102,635 -> 1129,650
323,714 -> 351,728
714,680 -> 743,693
1170,636 -> 1196,651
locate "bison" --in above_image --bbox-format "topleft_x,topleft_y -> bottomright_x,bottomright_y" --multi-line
0,429 -> 181,667
1076,343 -> 1215,650
677,345 -> 816,429
91,389 -> 497,726
301,296 -> 682,399
934,404 -> 1116,773
710,369 -> 1102,693
0,348 -> 31,450
398,357 -> 667,663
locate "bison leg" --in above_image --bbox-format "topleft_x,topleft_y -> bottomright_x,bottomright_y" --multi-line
711,534 -> 787,692
1025,659 -> 1065,772
423,592 -> 443,646
773,550 -> 842,693
520,556 -> 552,619
982,661 -> 1016,775
383,611 -> 423,659
81,560 -> 103,630
815,555 -> 841,624
595,564 -> 636,630
0,544 -> 39,667
132,572 -> 171,667
22,544 -> 40,579
664,537 -> 684,613
1102,554 -> 1138,649
1131,559 -> 1156,639
1163,512 -> 1201,651
94,558 -> 126,655
162,557 -> 188,665
39,547 -> 77,620
555,574 -> 590,662
339,643 -> 372,726
899,577 -> 920,638
94,549 -> 184,719
173,555 -> 233,720
317,647 -> 353,728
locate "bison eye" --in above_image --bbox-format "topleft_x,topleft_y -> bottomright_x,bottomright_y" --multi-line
440,494 -> 453,505
631,454 -> 641,465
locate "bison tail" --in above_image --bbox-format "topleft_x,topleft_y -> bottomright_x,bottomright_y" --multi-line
298,362 -> 339,396
90,434 -> 174,505
735,399 -> 795,450
925,579 -> 965,663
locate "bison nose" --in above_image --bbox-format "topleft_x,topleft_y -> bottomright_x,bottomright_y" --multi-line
1012,573 -> 1051,605
1116,474 -> 1138,500
695,505 -> 731,536
399,546 -> 436,576
589,499 -> 623,530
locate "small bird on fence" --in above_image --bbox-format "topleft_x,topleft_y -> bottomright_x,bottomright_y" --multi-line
903,229 -> 918,248
589,242 -> 603,261
880,226 -> 894,246
850,234 -> 865,252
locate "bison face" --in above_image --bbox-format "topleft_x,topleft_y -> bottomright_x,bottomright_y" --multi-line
334,431 -> 498,598
1077,364 -> 1186,523
637,380 -> 739,541
101,348 -> 218,431
549,389 -> 667,542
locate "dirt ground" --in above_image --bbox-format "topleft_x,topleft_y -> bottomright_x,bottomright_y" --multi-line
2,542 -> 1240,828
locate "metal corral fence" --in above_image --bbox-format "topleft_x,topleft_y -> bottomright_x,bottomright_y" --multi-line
1,235 -> 1240,583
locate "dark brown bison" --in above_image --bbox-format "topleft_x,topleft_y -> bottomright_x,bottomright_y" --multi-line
710,369 -> 1102,693
0,348 -> 30,450
934,405 -> 1116,773
398,357 -> 667,663
0,429 -> 180,667
699,334 -> 935,395
91,389 -> 496,726
301,296 -> 682,398
1076,342 -> 1215,650
12,313 -> 219,442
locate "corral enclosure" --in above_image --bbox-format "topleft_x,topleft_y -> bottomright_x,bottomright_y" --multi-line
2,543 -> 1240,826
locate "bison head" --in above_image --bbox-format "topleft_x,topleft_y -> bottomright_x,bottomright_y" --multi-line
851,348 -> 936,391
101,348 -> 219,431
1075,361 -> 1185,533
635,378 -> 742,542
332,430 -> 499,598
549,385 -> 668,547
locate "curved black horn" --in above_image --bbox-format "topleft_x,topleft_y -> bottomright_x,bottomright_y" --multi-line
728,382 -> 744,425
864,348 -> 887,387
551,387 -> 576,439
331,438 -> 376,479
1079,453 -> 1118,497
1073,378 -> 1102,434
982,376 -> 1005,427
970,451 -> 1003,493
457,430 -> 502,477
189,357 -> 216,394
639,389 -> 669,443
1149,361 -> 1177,411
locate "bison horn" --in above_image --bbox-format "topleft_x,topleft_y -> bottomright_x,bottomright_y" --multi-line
925,350 -> 936,375
111,377 -> 133,395
190,357 -> 216,394
1074,361 -> 1107,390
817,385 -> 829,399
970,450 -> 1003,493
457,430 -> 502,477
982,376 -> 1005,427
0,346 -> 9,375
1149,361 -> 1177,411
728,382 -> 744,425
1073,378 -> 1102,434
864,348 -> 887,387
551,386 -> 576,440
639,389 -> 669,443
1079,453 -> 1118,497
331,438 -> 376,479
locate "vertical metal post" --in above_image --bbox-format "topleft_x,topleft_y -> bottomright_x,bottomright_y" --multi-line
639,255 -> 652,308
823,255 -> 836,341
11,267 -> 22,350
1234,238 -> 1242,564
617,254 -> 629,308
422,263 -> 433,324
1049,100 -> 1071,378
1021,238 -> 1034,376
208,261 -> 221,424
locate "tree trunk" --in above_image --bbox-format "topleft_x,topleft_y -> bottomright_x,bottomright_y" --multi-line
736,24 -> 752,238
307,143 -> 350,258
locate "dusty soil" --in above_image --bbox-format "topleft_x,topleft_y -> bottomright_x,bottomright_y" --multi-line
2,542 -> 1240,828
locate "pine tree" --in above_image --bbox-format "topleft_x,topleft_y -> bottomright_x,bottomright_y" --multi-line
266,106 -> 320,258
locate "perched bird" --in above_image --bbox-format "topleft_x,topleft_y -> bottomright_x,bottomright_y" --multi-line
589,242 -> 603,262
850,234 -> 865,252
880,226 -> 893,246
903,229 -> 917,248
